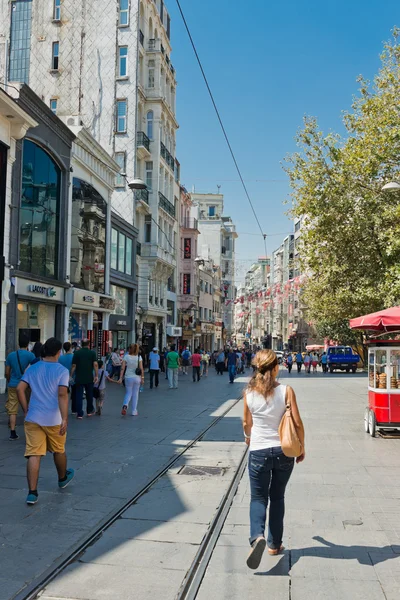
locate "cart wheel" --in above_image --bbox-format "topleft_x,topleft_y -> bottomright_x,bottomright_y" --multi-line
364,408 -> 370,433
369,411 -> 377,438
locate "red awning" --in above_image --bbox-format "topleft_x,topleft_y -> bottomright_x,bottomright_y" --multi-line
349,307 -> 400,332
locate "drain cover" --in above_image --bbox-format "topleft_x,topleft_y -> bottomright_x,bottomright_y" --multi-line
343,519 -> 363,527
179,466 -> 226,476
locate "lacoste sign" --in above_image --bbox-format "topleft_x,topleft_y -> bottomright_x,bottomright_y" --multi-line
28,284 -> 56,298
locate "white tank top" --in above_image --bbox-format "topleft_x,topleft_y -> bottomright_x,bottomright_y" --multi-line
124,354 -> 142,379
246,384 -> 287,451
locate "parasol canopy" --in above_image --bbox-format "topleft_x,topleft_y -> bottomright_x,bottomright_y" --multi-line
349,307 -> 400,332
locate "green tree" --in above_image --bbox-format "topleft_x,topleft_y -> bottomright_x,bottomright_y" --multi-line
284,30 -> 400,336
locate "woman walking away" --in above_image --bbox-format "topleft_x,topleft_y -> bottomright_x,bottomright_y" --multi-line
119,344 -> 144,416
312,352 -> 319,373
303,352 -> 311,374
243,349 -> 305,570
286,353 -> 293,374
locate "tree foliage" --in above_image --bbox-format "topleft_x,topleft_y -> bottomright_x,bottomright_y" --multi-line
284,30 -> 400,338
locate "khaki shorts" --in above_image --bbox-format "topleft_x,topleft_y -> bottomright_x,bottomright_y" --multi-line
5,388 -> 19,415
24,421 -> 66,457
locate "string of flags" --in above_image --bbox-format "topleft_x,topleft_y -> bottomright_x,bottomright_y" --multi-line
230,276 -> 306,309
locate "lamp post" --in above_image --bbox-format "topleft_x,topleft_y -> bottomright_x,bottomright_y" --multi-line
382,182 -> 400,192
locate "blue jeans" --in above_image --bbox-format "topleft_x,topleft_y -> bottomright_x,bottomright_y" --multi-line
228,365 -> 236,382
76,383 -> 94,417
248,447 -> 294,548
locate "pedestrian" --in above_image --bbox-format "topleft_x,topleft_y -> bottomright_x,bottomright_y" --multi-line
93,359 -> 116,415
286,353 -> 293,374
110,348 -> 122,380
181,347 -> 191,375
216,349 -> 225,375
295,351 -> 303,373
201,351 -> 210,377
166,344 -> 180,389
119,343 -> 144,416
304,353 -> 311,374
164,347 -> 169,379
58,342 -> 76,414
191,348 -> 202,382
226,348 -> 238,383
160,347 -> 166,373
16,337 -> 75,505
243,349 -> 305,569
70,339 -> 98,419
312,352 -> 319,373
149,347 -> 160,389
5,333 -> 35,440
320,351 -> 328,373
31,342 -> 44,365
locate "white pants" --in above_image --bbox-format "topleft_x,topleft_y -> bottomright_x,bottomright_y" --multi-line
168,368 -> 178,388
123,376 -> 141,414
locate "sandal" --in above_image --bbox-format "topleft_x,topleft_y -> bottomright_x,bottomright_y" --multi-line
268,545 -> 284,556
121,405 -> 127,416
246,537 -> 266,569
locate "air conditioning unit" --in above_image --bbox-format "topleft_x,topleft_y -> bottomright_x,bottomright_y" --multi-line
166,326 -> 182,337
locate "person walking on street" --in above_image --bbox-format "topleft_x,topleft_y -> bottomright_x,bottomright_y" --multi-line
243,349 -> 305,569
164,348 -> 169,379
226,348 -> 238,384
16,337 -> 75,505
149,347 -> 160,389
216,349 -> 225,375
31,342 -> 44,365
119,344 -> 144,416
70,340 -> 98,419
59,342 -> 76,414
93,359 -> 116,415
304,353 -> 311,374
321,352 -> 328,373
166,344 -> 180,389
5,333 -> 35,440
191,348 -> 202,382
110,348 -> 122,380
181,347 -> 191,375
286,353 -> 293,374
295,351 -> 303,373
312,352 -> 319,373
201,351 -> 210,377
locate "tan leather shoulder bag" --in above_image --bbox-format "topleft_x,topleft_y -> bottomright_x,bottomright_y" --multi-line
279,386 -> 303,458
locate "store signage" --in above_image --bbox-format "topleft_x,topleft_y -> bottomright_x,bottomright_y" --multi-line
116,320 -> 127,326
184,238 -> 191,259
183,273 -> 191,295
201,322 -> 215,334
83,295 -> 95,303
28,284 -> 56,298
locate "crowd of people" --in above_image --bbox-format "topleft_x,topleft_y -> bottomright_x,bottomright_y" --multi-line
284,350 -> 329,374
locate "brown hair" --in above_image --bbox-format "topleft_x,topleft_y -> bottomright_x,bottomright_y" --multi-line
128,343 -> 139,356
247,349 -> 279,399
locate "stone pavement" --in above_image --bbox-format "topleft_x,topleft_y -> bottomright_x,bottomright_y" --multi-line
0,368 -> 246,599
199,370 -> 400,600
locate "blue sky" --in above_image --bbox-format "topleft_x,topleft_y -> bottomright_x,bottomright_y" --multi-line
167,0 -> 398,282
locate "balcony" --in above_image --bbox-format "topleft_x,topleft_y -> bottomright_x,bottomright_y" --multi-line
141,242 -> 177,268
136,188 -> 149,205
139,30 -> 144,46
181,217 -> 198,230
159,192 -> 175,218
160,141 -> 175,171
136,241 -> 142,256
136,131 -> 151,159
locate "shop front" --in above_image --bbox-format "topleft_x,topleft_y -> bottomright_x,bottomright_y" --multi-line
201,322 -> 215,352
166,326 -> 182,351
109,284 -> 133,351
68,289 -> 114,358
14,277 -> 65,345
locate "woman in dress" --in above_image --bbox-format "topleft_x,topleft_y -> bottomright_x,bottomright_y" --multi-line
119,343 -> 144,416
243,349 -> 305,569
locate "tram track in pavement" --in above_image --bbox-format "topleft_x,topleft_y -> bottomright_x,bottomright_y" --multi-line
17,393 -> 247,600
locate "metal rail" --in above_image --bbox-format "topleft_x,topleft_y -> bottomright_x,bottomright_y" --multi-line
18,395 -> 245,600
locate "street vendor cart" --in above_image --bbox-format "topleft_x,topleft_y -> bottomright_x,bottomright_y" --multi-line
350,307 -> 400,437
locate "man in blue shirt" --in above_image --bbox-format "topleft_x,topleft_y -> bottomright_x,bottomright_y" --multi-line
296,351 -> 303,373
226,348 -> 238,384
149,347 -> 160,389
59,342 -> 76,413
181,347 -> 191,375
5,333 -> 35,440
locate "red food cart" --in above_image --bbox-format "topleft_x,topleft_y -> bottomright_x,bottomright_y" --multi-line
350,307 -> 400,437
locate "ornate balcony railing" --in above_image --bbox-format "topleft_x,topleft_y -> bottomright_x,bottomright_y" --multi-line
136,188 -> 149,204
159,192 -> 175,218
137,131 -> 150,152
181,217 -> 198,230
136,241 -> 142,256
160,141 -> 175,171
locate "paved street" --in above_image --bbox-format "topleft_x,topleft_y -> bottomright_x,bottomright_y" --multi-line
3,367 -> 400,600
0,369 -> 245,599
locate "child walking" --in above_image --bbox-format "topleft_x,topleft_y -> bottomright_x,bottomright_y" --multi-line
93,360 -> 117,415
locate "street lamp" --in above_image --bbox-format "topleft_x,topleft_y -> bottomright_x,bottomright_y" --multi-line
382,182 -> 400,192
127,177 -> 147,190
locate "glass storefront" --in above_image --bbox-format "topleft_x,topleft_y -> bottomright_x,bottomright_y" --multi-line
110,284 -> 128,315
17,301 -> 55,344
69,311 -> 88,344
20,140 -> 60,278
70,178 -> 107,293
112,331 -> 128,351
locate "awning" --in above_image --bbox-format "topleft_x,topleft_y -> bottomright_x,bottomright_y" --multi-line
349,307 -> 400,332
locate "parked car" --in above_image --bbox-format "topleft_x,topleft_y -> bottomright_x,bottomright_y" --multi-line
327,346 -> 360,373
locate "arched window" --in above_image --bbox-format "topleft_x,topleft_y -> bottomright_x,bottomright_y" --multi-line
147,110 -> 154,139
149,17 -> 153,40
20,140 -> 61,277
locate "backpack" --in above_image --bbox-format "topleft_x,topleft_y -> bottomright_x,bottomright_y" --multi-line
182,350 -> 190,360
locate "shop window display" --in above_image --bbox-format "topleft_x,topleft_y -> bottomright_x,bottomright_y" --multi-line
70,178 -> 107,293
110,285 -> 128,315
69,311 -> 88,344
20,140 -> 60,278
17,302 -> 56,344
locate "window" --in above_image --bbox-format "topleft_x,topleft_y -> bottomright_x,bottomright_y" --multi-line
208,206 -> 215,217
52,42 -> 59,70
70,179 -> 107,292
167,14 -> 171,39
9,0 -> 32,83
53,0 -> 61,20
111,228 -> 134,275
183,273 -> 191,294
118,46 -> 128,77
20,140 -> 60,278
148,61 -> 155,88
114,152 -> 126,188
50,99 -> 57,114
184,238 -> 191,259
205,282 -> 208,293
199,307 -> 202,319
110,285 -> 129,315
145,215 -> 152,243
146,161 -> 153,190
147,110 -> 154,139
119,0 -> 129,26
116,100 -> 127,133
